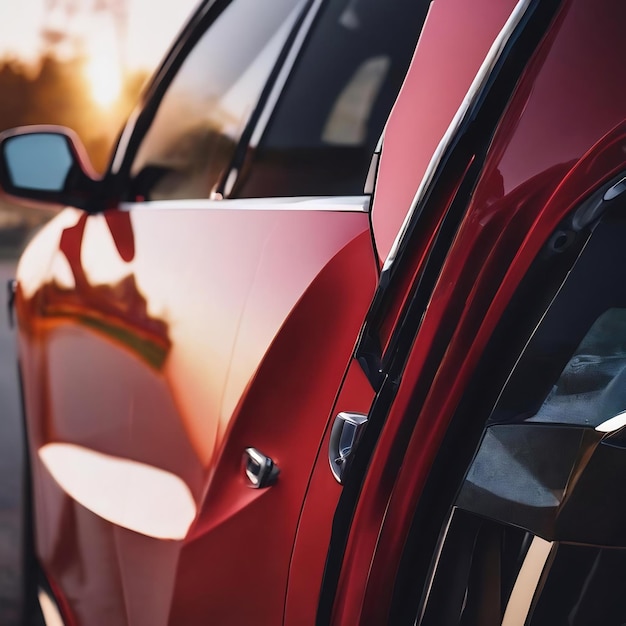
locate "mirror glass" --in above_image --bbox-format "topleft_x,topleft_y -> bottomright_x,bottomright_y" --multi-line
4,133 -> 73,192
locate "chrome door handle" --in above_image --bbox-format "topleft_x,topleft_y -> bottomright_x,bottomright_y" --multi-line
243,447 -> 279,489
329,412 -> 368,484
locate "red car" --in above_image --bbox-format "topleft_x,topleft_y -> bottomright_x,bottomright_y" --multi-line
3,0 -> 626,623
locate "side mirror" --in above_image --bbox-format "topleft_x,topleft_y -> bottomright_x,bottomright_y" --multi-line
0,126 -> 101,211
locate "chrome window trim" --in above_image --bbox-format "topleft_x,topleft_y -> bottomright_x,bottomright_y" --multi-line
501,537 -> 555,626
363,131 -> 384,195
416,509 -> 455,625
111,107 -> 139,174
119,194 -> 370,212
381,0 -> 533,273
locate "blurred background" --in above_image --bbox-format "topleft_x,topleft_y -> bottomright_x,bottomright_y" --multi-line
0,0 -> 198,251
0,1 -> 196,621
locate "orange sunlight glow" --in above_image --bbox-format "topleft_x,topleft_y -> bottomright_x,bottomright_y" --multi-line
86,52 -> 122,107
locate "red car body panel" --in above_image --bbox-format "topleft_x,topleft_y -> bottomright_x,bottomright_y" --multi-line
9,0 -> 625,621
16,200 -> 377,625
370,0 -> 518,263
9,0 -> 432,621
284,361 -> 374,626
331,0 -> 626,622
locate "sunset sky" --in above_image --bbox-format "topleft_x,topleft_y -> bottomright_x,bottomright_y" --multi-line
0,0 -> 199,107
0,0 -> 199,70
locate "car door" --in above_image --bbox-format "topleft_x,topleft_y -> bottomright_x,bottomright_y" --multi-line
282,0 -> 521,621
12,1 -> 428,625
315,0 -> 626,623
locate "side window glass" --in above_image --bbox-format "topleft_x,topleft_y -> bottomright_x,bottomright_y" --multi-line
234,0 -> 430,198
490,210 -> 626,429
129,0 -> 303,201
527,308 -> 626,429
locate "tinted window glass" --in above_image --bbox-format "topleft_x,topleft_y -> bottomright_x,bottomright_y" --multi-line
129,0 -> 304,201
492,213 -> 626,426
235,0 -> 429,198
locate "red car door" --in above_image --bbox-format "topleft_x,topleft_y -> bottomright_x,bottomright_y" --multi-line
18,196 -> 375,626
318,0 -> 626,623
284,0 -> 520,621
9,0 -> 428,624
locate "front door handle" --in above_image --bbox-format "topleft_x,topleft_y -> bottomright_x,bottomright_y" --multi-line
243,447 -> 279,489
329,412 -> 368,484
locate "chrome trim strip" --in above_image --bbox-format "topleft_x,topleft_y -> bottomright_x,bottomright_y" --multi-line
38,587 -> 65,626
416,509 -> 456,625
596,410 -> 626,433
381,0 -> 533,272
111,107 -> 139,174
501,536 -> 554,626
363,131 -> 384,195
249,0 -> 325,147
119,195 -> 370,212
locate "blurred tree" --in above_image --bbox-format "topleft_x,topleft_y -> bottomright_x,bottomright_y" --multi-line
0,56 -> 149,252
0,55 -> 148,172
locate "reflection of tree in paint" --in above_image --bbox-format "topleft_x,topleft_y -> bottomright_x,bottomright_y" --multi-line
18,210 -> 171,369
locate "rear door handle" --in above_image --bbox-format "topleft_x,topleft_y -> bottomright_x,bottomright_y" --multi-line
329,412 -> 368,484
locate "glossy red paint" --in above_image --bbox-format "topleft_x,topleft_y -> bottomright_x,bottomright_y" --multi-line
4,0 -> 436,622
331,0 -> 626,622
377,156 -> 475,356
370,0 -> 518,263
284,360 -> 375,626
10,0 -> 624,621
16,201 -> 377,624
167,224 -> 376,625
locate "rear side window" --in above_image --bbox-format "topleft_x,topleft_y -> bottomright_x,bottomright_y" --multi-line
127,0 -> 428,203
128,0 -> 304,201
234,0 -> 429,198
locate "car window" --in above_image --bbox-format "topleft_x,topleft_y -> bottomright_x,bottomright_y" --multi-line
128,0 -> 305,201
489,212 -> 626,428
234,0 -> 429,198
